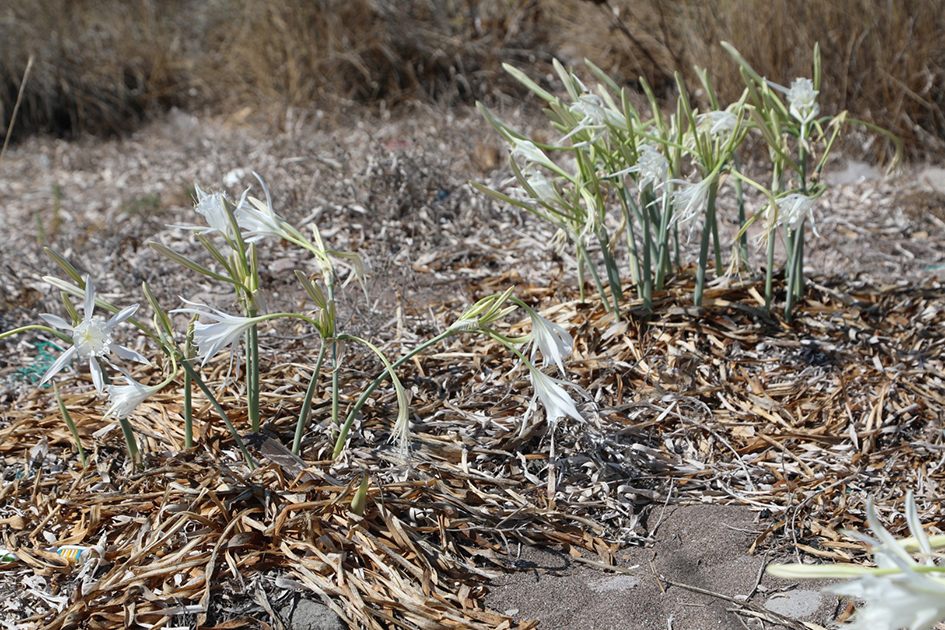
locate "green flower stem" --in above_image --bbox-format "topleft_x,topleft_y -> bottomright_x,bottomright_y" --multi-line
331,342 -> 340,433
765,234 -> 776,310
735,169 -> 748,265
247,323 -> 260,432
617,188 -> 642,292
331,329 -> 456,460
53,383 -> 86,467
0,324 -> 72,344
184,370 -> 193,449
710,202 -> 723,276
183,323 -> 195,450
597,228 -> 624,305
118,417 -> 140,468
577,240 -> 616,319
694,181 -> 719,306
641,189 -> 654,309
784,225 -> 805,322
178,358 -> 255,470
291,339 -> 328,455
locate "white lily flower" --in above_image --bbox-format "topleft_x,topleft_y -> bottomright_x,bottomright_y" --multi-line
525,308 -> 573,374
625,144 -> 669,190
769,492 -> 945,630
510,139 -> 558,173
697,110 -> 739,139
562,94 -> 623,144
669,177 -> 714,226
526,171 -> 558,203
523,367 -> 583,435
39,276 -> 148,393
234,173 -> 296,243
169,184 -> 238,237
772,193 -> 818,233
104,374 -> 164,419
171,299 -> 266,369
787,77 -> 820,127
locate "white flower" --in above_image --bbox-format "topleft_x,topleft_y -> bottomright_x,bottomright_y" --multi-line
697,110 -> 739,139
787,78 -> 820,127
562,94 -> 623,144
39,276 -> 148,393
626,144 -> 669,190
525,308 -> 573,374
510,139 -> 557,173
526,171 -> 558,203
670,177 -> 714,226
169,184 -> 238,236
104,374 -> 164,419
524,367 -> 583,435
234,173 -> 295,243
171,299 -> 265,367
768,492 -> 945,630
770,193 -> 818,233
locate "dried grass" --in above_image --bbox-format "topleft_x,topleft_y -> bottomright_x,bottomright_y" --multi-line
5,0 -> 944,156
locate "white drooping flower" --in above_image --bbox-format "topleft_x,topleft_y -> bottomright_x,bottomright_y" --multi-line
234,173 -> 296,243
522,366 -> 583,436
773,193 -> 818,232
169,184 -> 239,237
525,307 -> 573,375
769,492 -> 945,630
787,78 -> 820,128
626,144 -> 669,190
510,139 -> 558,173
697,110 -> 739,139
171,299 -> 265,368
670,177 -> 714,226
563,93 -> 624,144
104,374 -> 164,419
526,171 -> 558,203
39,276 -> 148,393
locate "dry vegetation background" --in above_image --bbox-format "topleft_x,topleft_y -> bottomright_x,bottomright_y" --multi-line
2,0 -> 944,157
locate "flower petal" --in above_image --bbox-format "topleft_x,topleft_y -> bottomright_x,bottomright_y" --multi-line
110,343 -> 150,365
107,304 -> 139,328
83,276 -> 95,317
39,346 -> 77,386
40,314 -> 74,331
89,358 -> 105,394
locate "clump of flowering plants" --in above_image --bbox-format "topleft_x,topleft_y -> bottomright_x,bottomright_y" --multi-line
474,44 -> 900,321
1,177 -> 590,470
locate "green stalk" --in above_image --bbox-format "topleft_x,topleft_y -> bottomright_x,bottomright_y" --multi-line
641,191 -> 653,310
784,225 -> 805,322
0,324 -> 72,344
247,323 -> 260,432
118,418 -> 140,468
184,371 -> 193,449
179,359 -> 255,470
795,226 -> 805,300
693,182 -> 719,306
578,240 -> 617,319
53,383 -> 86,467
292,340 -> 328,455
765,234 -> 776,310
597,227 -> 624,305
183,320 -> 195,449
331,329 -> 455,459
618,188 -> 642,292
710,198 -> 723,276
331,342 -> 340,434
